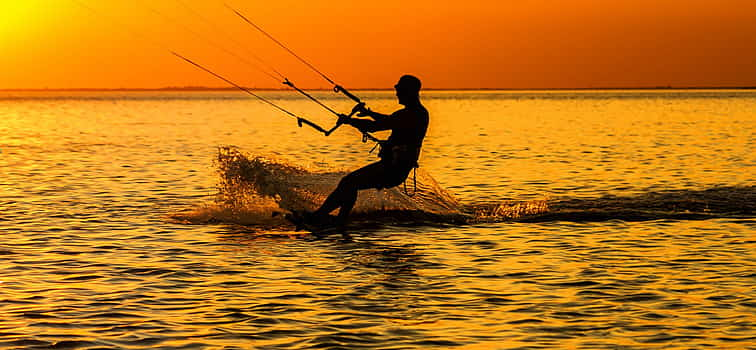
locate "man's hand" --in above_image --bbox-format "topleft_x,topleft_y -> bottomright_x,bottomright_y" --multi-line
352,103 -> 370,117
337,114 -> 352,125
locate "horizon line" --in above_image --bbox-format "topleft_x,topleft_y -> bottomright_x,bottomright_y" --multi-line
1,86 -> 755,92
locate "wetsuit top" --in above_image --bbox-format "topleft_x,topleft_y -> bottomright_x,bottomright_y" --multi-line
348,103 -> 429,167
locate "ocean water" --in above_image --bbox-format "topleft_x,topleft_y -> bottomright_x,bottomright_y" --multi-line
0,90 -> 754,349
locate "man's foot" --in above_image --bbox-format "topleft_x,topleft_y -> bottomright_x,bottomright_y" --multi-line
284,210 -> 310,230
301,211 -> 323,226
285,210 -> 335,231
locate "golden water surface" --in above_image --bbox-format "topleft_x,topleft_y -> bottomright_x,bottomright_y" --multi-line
0,90 -> 754,349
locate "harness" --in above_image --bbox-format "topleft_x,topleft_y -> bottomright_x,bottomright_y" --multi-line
370,141 -> 420,197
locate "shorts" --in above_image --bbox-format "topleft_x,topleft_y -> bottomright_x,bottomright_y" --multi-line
345,160 -> 415,190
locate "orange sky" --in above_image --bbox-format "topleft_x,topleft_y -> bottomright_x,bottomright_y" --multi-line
1,0 -> 755,89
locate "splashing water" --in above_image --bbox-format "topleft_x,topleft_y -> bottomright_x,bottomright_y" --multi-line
170,146 -> 754,229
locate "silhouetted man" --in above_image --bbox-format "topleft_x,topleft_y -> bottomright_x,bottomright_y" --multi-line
296,75 -> 428,233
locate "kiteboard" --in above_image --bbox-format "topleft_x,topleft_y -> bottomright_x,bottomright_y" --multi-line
281,210 -> 346,237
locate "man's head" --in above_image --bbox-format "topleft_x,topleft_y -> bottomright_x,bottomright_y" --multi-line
395,75 -> 421,105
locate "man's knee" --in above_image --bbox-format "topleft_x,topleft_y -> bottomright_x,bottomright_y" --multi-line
338,172 -> 359,190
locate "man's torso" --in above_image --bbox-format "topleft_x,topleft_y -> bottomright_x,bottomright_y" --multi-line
381,104 -> 429,167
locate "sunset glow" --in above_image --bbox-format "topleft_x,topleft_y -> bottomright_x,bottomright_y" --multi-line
0,2 -> 52,47
2,0 -> 755,89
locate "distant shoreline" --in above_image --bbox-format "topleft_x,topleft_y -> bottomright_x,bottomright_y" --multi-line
1,86 -> 755,92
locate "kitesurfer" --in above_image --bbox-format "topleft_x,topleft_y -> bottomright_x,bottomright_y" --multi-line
299,75 -> 428,232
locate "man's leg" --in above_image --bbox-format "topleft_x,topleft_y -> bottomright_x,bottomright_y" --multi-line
312,162 -> 385,224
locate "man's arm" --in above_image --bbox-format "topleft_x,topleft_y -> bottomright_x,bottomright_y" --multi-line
342,116 -> 393,133
358,108 -> 391,122
339,105 -> 397,133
